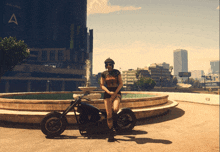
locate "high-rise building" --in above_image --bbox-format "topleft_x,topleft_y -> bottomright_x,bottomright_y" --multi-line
173,49 -> 188,80
122,69 -> 138,88
157,62 -> 170,70
210,60 -> 219,74
1,0 -> 87,49
0,0 -> 93,92
147,63 -> 171,86
122,63 -> 171,89
190,70 -> 204,81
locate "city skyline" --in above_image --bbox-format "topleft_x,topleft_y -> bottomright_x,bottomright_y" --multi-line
87,0 -> 219,75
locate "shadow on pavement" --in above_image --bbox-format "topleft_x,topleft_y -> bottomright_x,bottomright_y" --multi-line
116,129 -> 148,135
136,107 -> 185,125
45,129 -> 148,140
46,129 -> 171,145
0,120 -> 41,129
0,120 -> 79,130
115,136 -> 172,144
46,134 -> 79,139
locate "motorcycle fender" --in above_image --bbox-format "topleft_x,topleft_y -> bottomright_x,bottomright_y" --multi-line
45,111 -> 61,117
52,111 -> 69,124
118,108 -> 133,114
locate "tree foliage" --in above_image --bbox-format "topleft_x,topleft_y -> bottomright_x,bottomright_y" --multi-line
98,77 -> 101,85
133,77 -> 156,91
159,76 -> 178,87
183,78 -> 202,88
0,36 -> 29,77
135,68 -> 141,79
172,76 -> 178,85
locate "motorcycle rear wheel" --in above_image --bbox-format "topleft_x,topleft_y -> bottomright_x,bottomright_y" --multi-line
115,109 -> 136,132
40,111 -> 67,137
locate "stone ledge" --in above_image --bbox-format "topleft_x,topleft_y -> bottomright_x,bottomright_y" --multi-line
0,100 -> 178,124
0,91 -> 169,111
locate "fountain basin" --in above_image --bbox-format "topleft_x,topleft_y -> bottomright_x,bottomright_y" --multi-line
73,93 -> 102,100
0,91 -> 168,111
78,86 -> 97,92
0,91 -> 178,124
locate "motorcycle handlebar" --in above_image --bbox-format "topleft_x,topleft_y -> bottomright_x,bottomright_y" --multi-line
73,91 -> 90,103
81,91 -> 90,98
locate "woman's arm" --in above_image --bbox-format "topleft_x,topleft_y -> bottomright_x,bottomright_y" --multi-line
100,76 -> 111,94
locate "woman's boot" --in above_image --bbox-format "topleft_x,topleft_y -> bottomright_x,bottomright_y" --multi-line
108,128 -> 115,142
112,112 -> 118,130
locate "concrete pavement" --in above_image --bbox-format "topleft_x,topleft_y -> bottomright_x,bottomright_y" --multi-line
151,92 -> 220,106
0,100 -> 219,152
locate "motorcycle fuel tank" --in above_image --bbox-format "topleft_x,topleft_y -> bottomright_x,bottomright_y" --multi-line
78,102 -> 101,114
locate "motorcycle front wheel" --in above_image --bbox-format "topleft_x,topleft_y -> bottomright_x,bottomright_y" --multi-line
40,111 -> 67,137
115,108 -> 137,132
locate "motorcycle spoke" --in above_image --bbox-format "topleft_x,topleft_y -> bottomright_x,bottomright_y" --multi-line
117,114 -> 133,128
46,118 -> 62,133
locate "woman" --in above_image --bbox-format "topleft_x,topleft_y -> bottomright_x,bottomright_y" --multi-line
100,58 -> 123,142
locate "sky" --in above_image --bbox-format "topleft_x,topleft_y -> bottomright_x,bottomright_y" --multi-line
87,0 -> 219,75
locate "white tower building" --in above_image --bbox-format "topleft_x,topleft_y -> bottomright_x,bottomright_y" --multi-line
190,70 -> 204,81
173,49 -> 188,81
210,60 -> 219,74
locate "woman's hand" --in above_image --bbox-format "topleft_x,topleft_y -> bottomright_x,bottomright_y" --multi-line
110,93 -> 117,101
110,96 -> 115,101
108,91 -> 114,95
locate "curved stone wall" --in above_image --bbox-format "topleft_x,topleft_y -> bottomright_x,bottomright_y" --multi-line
0,91 -> 168,112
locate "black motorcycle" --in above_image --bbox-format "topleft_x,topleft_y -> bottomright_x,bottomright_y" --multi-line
40,91 -> 137,137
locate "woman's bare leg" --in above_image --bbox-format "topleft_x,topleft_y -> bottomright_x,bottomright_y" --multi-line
112,95 -> 121,129
113,95 -> 121,113
104,99 -> 113,129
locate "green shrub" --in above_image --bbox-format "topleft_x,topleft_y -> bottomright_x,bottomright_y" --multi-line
133,77 -> 156,91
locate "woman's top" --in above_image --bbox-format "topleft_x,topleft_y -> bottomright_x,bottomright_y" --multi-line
101,69 -> 121,88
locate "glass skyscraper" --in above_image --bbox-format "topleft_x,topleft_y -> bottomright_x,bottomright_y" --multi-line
0,0 -> 94,92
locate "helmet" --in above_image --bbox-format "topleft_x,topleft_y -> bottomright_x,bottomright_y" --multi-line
104,58 -> 115,69
104,58 -> 115,64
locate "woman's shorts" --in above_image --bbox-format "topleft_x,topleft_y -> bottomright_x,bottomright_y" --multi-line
104,87 -> 121,99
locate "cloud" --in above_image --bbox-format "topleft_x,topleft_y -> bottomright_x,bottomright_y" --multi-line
217,6 -> 219,9
87,0 -> 141,16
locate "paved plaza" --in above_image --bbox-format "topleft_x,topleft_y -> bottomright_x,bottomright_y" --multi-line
0,100 -> 219,152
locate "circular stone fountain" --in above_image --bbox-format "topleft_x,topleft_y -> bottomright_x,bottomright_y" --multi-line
0,60 -> 178,124
0,91 -> 178,124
